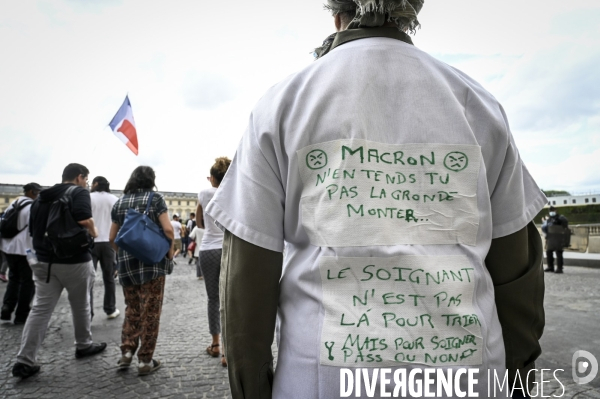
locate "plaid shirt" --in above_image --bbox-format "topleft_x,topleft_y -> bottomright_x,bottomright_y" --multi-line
111,190 -> 173,286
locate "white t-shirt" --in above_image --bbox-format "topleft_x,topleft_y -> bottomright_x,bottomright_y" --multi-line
206,37 -> 547,398
186,219 -> 195,231
188,226 -> 205,257
0,196 -> 33,256
198,187 -> 224,250
90,191 -> 118,243
171,220 -> 182,239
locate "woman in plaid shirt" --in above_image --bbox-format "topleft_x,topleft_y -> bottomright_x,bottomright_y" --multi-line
109,166 -> 175,376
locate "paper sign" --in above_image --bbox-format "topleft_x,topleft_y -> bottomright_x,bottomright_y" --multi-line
297,140 -> 482,247
319,256 -> 483,367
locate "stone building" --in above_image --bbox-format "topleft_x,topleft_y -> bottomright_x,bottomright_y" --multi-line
0,183 -> 198,221
545,194 -> 600,207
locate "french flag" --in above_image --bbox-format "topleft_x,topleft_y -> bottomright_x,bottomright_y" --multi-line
109,95 -> 139,155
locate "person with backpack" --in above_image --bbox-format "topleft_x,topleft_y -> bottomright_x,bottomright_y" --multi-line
109,166 -> 174,376
12,164 -> 107,379
542,206 -> 570,274
0,183 -> 41,325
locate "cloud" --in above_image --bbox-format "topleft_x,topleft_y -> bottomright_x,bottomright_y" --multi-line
182,71 -> 237,110
496,45 -> 600,133
1,0 -> 598,194
64,0 -> 123,14
0,130 -> 50,175
528,146 -> 600,192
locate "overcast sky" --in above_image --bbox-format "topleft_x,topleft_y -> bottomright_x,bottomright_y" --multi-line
1,0 -> 599,194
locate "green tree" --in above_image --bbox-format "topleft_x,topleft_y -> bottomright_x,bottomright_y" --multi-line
542,190 -> 571,197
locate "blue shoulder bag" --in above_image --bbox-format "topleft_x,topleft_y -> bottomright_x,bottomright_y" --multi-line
115,191 -> 171,265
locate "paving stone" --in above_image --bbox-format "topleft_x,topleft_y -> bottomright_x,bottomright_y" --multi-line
2,263 -> 600,398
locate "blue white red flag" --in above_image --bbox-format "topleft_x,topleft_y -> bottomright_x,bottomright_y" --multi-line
108,96 -> 139,155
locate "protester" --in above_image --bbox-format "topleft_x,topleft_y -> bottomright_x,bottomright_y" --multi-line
90,176 -> 120,319
187,225 -> 204,278
0,183 -> 41,325
170,214 -> 182,260
109,165 -> 174,376
0,251 -> 8,282
186,213 -> 196,234
1,227 -> 8,282
181,222 -> 188,258
205,2 -> 548,397
542,206 -> 570,274
13,164 -> 106,379
197,157 -> 231,367
185,213 -> 196,264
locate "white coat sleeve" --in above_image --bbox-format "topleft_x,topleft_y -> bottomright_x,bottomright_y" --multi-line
205,116 -> 285,252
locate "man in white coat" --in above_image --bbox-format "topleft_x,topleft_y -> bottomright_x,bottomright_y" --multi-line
207,1 -> 546,398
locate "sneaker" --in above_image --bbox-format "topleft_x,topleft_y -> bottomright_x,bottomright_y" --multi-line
0,273 -> 7,282
138,359 -> 161,376
12,363 -> 40,379
117,351 -> 133,369
14,318 -> 27,325
555,269 -> 564,274
107,309 -> 121,319
544,267 -> 554,273
75,342 -> 107,359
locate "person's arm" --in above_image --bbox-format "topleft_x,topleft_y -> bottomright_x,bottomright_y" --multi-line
158,212 -> 175,259
78,218 -> 99,238
109,222 -> 120,251
196,203 -> 205,229
73,189 -> 98,238
541,220 -> 548,234
485,221 -> 545,393
221,230 -> 282,399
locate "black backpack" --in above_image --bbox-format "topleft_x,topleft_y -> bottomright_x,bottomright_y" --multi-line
0,198 -> 33,239
189,219 -> 197,231
46,186 -> 93,259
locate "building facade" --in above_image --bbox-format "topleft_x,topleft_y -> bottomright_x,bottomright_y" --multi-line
0,183 -> 198,221
545,194 -> 600,207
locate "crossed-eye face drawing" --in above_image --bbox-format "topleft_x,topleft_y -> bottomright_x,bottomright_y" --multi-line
306,149 -> 328,170
443,151 -> 469,172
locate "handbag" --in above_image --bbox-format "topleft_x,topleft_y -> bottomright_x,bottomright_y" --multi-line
115,191 -> 171,265
188,239 -> 196,253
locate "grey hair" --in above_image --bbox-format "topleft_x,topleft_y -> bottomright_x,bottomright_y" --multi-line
325,0 -> 424,34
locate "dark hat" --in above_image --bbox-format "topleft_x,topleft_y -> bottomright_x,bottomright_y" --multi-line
23,182 -> 42,193
549,206 -> 556,211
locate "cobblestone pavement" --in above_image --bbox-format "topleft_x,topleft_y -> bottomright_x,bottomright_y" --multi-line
1,260 -> 232,398
1,262 -> 599,398
531,266 -> 600,398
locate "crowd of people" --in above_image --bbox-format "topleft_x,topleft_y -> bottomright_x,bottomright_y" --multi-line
0,158 -> 231,378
